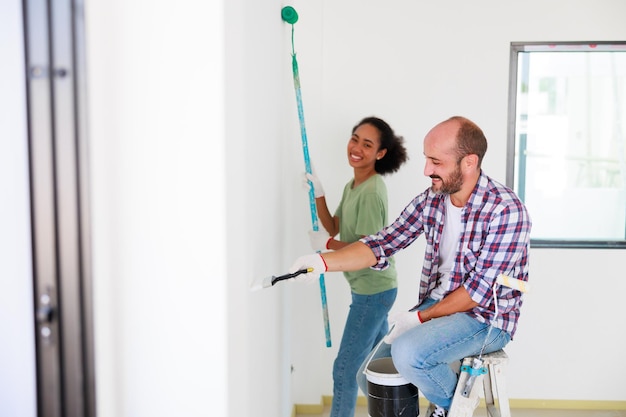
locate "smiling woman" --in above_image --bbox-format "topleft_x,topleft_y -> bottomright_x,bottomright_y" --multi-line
300,116 -> 408,417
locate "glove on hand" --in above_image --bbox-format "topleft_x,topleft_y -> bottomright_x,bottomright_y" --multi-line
383,310 -> 423,344
289,253 -> 328,285
308,229 -> 331,252
303,172 -> 325,198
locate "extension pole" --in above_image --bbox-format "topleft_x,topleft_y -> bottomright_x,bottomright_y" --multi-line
282,6 -> 331,347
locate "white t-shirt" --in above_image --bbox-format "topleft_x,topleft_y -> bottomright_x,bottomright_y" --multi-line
430,195 -> 463,300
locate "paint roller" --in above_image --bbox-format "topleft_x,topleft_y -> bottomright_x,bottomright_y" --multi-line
281,5 -> 332,347
497,273 -> 530,293
250,268 -> 314,292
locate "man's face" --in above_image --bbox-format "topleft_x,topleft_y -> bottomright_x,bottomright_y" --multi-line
423,122 -> 464,195
429,160 -> 463,195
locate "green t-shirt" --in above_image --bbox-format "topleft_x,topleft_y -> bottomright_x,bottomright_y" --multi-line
334,174 -> 397,295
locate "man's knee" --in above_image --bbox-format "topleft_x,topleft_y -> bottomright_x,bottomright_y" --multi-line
390,335 -> 425,373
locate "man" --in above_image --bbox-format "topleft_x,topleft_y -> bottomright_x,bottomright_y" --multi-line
289,116 -> 532,417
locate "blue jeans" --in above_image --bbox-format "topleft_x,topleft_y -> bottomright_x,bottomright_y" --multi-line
330,288 -> 397,417
357,298 -> 511,410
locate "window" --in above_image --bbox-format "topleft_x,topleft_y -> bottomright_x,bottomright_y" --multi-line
507,42 -> 626,248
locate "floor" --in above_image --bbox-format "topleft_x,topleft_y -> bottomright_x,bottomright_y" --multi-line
298,403 -> 626,417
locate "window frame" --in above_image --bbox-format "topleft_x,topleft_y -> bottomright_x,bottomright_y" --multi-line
506,41 -> 626,249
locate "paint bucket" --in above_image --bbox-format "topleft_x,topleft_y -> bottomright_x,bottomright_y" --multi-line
365,357 -> 419,417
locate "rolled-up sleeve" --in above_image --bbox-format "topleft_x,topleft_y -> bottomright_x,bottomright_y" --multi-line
360,234 -> 390,270
359,193 -> 429,271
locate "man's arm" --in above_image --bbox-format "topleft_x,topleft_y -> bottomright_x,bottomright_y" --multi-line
321,241 -> 377,272
419,286 -> 478,321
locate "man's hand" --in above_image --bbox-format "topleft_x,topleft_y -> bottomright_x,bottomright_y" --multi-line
384,310 -> 423,344
288,254 -> 328,284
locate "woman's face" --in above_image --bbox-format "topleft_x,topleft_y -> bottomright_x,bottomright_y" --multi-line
346,123 -> 386,169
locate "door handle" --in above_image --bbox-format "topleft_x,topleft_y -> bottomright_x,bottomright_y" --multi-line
37,292 -> 55,324
36,290 -> 56,341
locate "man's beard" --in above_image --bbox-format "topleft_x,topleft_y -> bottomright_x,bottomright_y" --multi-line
431,164 -> 463,195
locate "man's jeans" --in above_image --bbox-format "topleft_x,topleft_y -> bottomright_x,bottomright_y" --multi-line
357,298 -> 511,409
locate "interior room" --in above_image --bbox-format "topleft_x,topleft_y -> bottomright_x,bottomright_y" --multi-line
1,0 -> 625,417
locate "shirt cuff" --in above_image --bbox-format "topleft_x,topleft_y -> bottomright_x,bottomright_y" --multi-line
359,236 -> 389,270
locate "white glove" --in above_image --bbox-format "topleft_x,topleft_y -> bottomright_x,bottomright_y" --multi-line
383,310 -> 423,344
288,253 -> 327,285
303,172 -> 325,198
308,229 -> 331,251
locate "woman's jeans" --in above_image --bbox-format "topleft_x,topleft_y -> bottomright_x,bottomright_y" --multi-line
356,298 -> 511,410
330,288 -> 397,417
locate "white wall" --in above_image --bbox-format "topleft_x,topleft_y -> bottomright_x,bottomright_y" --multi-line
286,0 -> 626,406
84,1 -> 626,417
224,0 -> 298,416
0,2 -> 37,416
86,0 -> 227,416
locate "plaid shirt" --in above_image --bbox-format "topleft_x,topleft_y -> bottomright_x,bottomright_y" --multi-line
360,172 -> 531,338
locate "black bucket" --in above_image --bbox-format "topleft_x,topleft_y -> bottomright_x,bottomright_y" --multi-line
365,357 -> 419,417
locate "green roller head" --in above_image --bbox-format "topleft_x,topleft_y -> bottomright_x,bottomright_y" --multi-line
281,6 -> 298,24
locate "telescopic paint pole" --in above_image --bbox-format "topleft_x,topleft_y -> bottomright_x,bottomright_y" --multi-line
281,5 -> 331,347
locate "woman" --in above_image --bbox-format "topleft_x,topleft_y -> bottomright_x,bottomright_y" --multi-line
306,116 -> 408,417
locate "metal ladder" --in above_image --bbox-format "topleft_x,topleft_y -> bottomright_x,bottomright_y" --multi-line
445,349 -> 511,417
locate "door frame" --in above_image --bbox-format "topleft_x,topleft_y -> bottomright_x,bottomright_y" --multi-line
23,0 -> 96,415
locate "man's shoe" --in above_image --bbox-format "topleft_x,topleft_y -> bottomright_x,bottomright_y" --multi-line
429,405 -> 447,417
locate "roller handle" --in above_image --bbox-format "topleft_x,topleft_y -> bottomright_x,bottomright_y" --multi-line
271,268 -> 314,286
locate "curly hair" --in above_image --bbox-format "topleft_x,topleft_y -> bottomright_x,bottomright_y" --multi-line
352,116 -> 409,175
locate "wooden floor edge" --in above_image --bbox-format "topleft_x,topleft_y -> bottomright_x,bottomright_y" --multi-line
508,399 -> 626,410
292,396 -> 626,414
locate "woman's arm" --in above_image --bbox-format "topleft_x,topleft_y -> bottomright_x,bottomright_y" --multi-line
315,196 -> 340,237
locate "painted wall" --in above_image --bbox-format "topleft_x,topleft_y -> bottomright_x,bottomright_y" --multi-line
86,0 -> 228,416
0,2 -> 37,416
284,0 -> 626,406
84,0 -> 625,417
